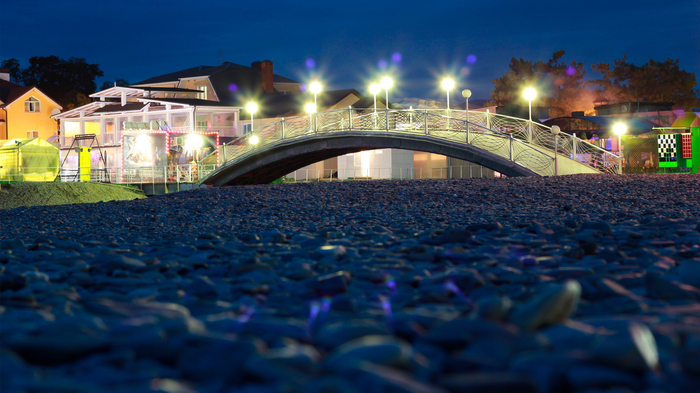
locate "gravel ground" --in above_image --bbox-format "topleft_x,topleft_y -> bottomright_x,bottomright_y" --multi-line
0,182 -> 145,210
1,174 -> 699,393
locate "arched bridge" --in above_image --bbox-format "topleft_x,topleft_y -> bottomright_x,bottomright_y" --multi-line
202,109 -> 619,186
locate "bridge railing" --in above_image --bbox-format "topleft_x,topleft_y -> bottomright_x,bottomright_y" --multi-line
220,108 -> 561,176
424,109 -> 619,174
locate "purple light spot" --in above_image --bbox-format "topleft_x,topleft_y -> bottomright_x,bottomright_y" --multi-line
321,297 -> 332,313
460,66 -> 471,77
379,295 -> 394,324
228,83 -> 238,92
305,58 -> 316,68
378,60 -> 388,69
466,54 -> 477,64
391,52 -> 402,63
566,66 -> 576,76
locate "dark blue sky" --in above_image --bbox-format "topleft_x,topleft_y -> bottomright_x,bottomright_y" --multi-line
2,0 -> 698,102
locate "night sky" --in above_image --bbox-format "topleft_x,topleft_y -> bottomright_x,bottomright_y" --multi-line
2,0 -> 698,102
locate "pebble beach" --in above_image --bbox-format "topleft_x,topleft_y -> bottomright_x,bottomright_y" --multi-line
1,174 -> 700,393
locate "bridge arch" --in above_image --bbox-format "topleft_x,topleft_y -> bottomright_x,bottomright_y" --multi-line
201,109 -> 616,186
204,132 -> 540,186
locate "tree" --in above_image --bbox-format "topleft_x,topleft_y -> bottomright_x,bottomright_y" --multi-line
1,58 -> 22,84
488,51 -> 594,117
18,56 -> 104,110
99,78 -> 130,91
591,56 -> 699,110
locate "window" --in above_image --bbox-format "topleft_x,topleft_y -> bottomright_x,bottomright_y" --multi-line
25,97 -> 40,112
242,123 -> 252,134
27,130 -> 39,138
197,86 -> 207,100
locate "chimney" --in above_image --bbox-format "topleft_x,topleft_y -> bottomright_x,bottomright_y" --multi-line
0,68 -> 10,82
261,60 -> 274,93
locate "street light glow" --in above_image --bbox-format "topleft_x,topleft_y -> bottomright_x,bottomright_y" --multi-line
305,103 -> 317,113
369,83 -> 381,95
613,123 -> 627,135
246,102 -> 258,114
442,78 -> 455,91
380,77 -> 393,90
249,135 -> 259,145
309,82 -> 322,94
523,88 -> 537,101
462,89 -> 472,98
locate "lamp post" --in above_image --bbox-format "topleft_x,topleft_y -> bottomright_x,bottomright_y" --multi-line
310,82 -> 322,108
380,77 -> 393,131
249,134 -> 259,146
462,89 -> 472,143
306,103 -> 317,133
246,102 -> 258,136
442,78 -> 454,110
523,88 -> 536,143
551,125 -> 560,176
613,123 -> 627,174
370,83 -> 380,129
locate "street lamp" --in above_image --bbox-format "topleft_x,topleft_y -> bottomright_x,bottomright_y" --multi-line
369,83 -> 380,111
249,135 -> 259,146
551,125 -> 561,176
306,103 -> 317,132
462,89 -> 472,143
380,77 -> 393,109
613,123 -> 627,174
370,83 -> 381,129
310,82 -> 322,108
523,88 -> 536,143
442,79 -> 455,110
246,102 -> 258,135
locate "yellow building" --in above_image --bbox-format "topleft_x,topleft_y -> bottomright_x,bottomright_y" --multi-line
0,70 -> 62,142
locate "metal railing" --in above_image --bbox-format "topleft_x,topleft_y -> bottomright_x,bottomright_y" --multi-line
0,165 -> 216,185
220,108 -> 559,177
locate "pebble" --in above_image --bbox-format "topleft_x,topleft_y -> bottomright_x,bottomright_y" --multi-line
0,174 -> 699,392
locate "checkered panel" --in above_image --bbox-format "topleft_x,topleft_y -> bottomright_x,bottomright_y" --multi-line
658,134 -> 677,163
681,133 -> 692,159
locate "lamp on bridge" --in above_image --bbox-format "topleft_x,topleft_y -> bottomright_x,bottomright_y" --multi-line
310,82 -> 322,108
246,102 -> 258,136
306,103 -> 317,133
249,134 -> 259,146
369,83 -> 380,111
442,79 -> 455,110
462,89 -> 472,143
613,123 -> 627,174
523,88 -> 537,143
380,77 -> 393,109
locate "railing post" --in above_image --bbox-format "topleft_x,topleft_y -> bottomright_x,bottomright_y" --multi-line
385,108 -> 389,132
486,109 -> 491,129
509,134 -> 514,161
554,134 -> 559,176
424,109 -> 428,135
572,134 -> 577,159
348,107 -> 353,130
281,118 -> 285,140
466,120 -> 470,144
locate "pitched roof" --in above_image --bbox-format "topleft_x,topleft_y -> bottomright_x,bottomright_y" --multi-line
255,89 -> 365,118
273,74 -> 300,84
0,79 -> 33,107
93,103 -> 147,114
131,62 -> 253,86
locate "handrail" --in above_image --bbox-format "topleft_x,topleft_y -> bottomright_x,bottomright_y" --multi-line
218,108 -> 558,177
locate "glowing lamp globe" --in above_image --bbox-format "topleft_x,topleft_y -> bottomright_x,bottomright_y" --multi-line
523,88 -> 537,101
246,102 -> 258,114
310,82 -> 322,94
551,125 -> 561,135
613,123 -> 627,135
369,83 -> 381,95
249,135 -> 259,145
305,103 -> 317,114
462,89 -> 472,99
442,78 -> 455,91
380,77 -> 393,90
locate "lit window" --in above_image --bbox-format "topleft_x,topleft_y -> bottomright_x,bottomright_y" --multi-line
197,86 -> 207,100
25,97 -> 40,112
242,123 -> 252,135
27,130 -> 39,138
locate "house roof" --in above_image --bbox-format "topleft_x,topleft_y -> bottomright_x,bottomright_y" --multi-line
0,79 -> 34,107
273,74 -> 301,84
92,103 -> 147,114
137,97 -> 241,108
131,62 -> 253,86
254,89 -> 365,118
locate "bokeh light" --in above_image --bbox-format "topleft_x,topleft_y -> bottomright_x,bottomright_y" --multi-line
378,59 -> 388,69
466,54 -> 477,64
391,52 -> 402,63
228,83 -> 238,92
566,66 -> 576,76
305,58 -> 316,68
